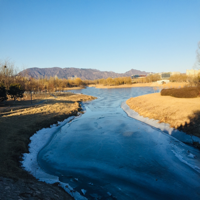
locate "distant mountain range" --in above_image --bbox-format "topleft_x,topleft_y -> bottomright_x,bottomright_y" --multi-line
19,67 -> 150,80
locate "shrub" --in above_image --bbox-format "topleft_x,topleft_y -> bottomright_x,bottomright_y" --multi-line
8,83 -> 24,101
0,83 -> 7,102
161,87 -> 200,98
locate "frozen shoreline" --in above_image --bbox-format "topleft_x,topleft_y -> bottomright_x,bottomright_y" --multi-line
121,101 -> 200,145
122,101 -> 200,175
21,100 -> 200,200
22,115 -> 87,200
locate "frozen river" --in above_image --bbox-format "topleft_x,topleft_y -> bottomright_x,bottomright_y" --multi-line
37,87 -> 200,199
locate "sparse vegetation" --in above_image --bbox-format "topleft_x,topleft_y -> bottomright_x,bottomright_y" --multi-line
188,73 -> 200,87
169,74 -> 188,82
131,74 -> 161,83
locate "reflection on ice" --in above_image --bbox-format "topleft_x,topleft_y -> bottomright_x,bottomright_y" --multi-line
26,87 -> 200,199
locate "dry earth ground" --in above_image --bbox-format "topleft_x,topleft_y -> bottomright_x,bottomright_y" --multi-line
0,93 -> 96,200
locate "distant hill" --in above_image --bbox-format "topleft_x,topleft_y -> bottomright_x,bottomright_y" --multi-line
19,67 -> 150,80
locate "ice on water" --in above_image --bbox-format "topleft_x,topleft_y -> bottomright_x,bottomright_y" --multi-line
23,87 -> 200,200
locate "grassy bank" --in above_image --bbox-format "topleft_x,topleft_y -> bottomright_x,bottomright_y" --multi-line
0,92 -> 96,179
126,93 -> 200,146
89,82 -> 188,89
0,92 -> 96,199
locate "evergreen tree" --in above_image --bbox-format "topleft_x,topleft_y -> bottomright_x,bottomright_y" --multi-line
0,83 -> 7,102
8,83 -> 24,101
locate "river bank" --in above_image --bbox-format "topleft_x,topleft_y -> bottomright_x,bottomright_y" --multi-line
28,86 -> 200,199
0,92 -> 96,200
89,82 -> 188,89
64,86 -> 86,90
126,93 -> 200,147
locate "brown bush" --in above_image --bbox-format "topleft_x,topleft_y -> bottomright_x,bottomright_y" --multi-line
161,87 -> 200,98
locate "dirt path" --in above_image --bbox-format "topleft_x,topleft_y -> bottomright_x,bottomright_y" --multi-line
0,93 -> 96,200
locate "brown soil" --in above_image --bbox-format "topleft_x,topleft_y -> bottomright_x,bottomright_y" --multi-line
89,82 -> 188,89
0,92 -> 96,200
126,93 -> 200,139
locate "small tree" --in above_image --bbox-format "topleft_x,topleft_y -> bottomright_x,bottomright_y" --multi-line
74,78 -> 83,86
8,83 -> 24,101
0,83 -> 7,102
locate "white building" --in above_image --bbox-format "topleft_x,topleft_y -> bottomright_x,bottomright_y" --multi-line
186,69 -> 200,77
157,71 -> 181,79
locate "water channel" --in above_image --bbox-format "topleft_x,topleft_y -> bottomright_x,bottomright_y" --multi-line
37,87 -> 200,200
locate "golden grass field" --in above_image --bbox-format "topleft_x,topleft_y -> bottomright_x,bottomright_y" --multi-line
126,93 -> 200,138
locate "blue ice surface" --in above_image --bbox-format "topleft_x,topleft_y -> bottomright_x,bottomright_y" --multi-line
38,87 -> 200,200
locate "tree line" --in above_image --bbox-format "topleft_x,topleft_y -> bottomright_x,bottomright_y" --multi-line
1,60 -> 200,102
93,77 -> 132,86
0,62 -> 91,102
131,73 -> 200,86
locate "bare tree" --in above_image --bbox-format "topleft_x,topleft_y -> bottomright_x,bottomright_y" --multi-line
197,41 -> 200,67
0,60 -> 16,76
0,60 -> 16,90
193,41 -> 200,69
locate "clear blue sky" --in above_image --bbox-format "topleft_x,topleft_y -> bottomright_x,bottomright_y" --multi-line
0,0 -> 200,73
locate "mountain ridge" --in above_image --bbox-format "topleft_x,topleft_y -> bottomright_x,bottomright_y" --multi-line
19,67 -> 150,80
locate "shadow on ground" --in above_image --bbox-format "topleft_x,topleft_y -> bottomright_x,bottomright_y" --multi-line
0,104 -> 80,179
0,92 -> 96,200
178,110 -> 200,148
